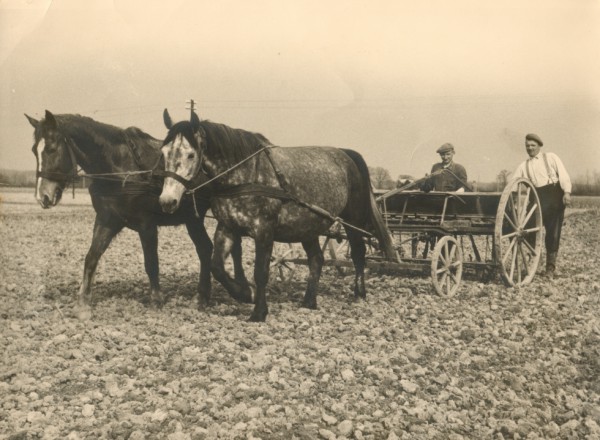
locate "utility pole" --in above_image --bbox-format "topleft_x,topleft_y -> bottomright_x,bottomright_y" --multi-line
185,99 -> 196,116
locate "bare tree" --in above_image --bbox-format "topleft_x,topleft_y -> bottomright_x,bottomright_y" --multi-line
496,169 -> 511,190
369,166 -> 394,189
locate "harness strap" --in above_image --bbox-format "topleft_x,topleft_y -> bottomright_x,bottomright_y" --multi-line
152,169 -> 209,190
259,145 -> 374,237
262,146 -> 293,193
214,183 -> 295,200
184,145 -> 273,194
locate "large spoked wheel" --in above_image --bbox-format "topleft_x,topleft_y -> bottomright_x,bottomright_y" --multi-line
494,178 -> 543,287
270,243 -> 298,283
431,236 -> 463,296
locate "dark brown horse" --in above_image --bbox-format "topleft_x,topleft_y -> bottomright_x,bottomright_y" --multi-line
26,110 -> 250,319
158,110 -> 397,322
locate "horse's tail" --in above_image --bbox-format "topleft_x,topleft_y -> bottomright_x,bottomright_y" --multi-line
341,149 -> 399,262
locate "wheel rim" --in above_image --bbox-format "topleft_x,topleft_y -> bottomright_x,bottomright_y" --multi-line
431,236 -> 463,296
494,178 -> 542,286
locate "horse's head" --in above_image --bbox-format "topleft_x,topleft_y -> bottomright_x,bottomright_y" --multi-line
159,109 -> 205,213
26,110 -> 76,209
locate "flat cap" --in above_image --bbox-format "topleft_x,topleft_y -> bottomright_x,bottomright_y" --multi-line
525,133 -> 543,146
436,143 -> 455,154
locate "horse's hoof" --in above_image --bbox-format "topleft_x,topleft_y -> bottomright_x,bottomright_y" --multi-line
150,298 -> 165,309
197,299 -> 210,311
248,310 -> 267,322
76,305 -> 92,321
301,300 -> 318,310
149,290 -> 165,309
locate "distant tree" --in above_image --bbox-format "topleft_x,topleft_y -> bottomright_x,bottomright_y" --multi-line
369,167 -> 394,189
496,169 -> 511,190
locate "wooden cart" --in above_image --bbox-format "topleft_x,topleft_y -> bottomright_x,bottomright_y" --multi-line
272,178 -> 543,296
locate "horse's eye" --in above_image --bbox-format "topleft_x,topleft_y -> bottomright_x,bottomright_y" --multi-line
187,153 -> 195,160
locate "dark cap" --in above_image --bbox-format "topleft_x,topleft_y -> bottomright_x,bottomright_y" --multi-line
525,133 -> 543,146
436,143 -> 454,154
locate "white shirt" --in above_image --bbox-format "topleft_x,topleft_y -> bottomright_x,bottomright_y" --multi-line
512,152 -> 572,193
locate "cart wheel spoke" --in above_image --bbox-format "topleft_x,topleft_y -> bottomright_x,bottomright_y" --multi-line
503,211 -> 519,233
518,185 -> 531,225
501,237 -> 517,265
431,236 -> 462,297
521,238 -> 538,255
518,244 -> 530,277
521,202 -> 538,228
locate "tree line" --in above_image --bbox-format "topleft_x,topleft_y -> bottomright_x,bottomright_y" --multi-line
2,167 -> 599,196
367,166 -> 600,196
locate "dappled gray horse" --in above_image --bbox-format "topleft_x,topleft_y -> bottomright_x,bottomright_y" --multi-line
158,110 -> 396,322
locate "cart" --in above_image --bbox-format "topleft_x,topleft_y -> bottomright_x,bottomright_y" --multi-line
271,177 -> 543,296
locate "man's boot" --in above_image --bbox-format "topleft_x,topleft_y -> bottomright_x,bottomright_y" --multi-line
545,252 -> 557,277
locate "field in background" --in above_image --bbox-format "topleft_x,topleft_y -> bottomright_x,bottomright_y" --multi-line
2,187 -> 598,212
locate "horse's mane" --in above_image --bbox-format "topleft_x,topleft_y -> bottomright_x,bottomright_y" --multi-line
54,114 -> 159,153
199,121 -> 271,165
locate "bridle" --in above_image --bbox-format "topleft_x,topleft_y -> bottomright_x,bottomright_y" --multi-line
35,134 -> 80,197
152,167 -> 209,191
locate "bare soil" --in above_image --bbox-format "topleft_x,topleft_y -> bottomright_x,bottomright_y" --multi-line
1,191 -> 599,439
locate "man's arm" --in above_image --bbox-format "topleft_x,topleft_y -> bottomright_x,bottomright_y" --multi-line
456,164 -> 468,190
419,165 -> 438,192
549,153 -> 572,207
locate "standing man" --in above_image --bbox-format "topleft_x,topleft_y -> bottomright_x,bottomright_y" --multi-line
512,133 -> 572,276
421,143 -> 469,192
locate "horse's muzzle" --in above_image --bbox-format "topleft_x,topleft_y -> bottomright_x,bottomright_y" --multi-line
38,187 -> 63,209
159,195 -> 179,214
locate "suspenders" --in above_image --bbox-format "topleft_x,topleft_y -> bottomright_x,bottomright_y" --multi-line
525,152 -> 556,185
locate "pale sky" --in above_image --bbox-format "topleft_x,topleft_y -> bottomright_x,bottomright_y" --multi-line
1,0 -> 599,182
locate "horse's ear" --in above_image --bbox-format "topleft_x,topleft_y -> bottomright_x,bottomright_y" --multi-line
25,114 -> 39,128
163,109 -> 173,129
191,111 -> 201,131
44,110 -> 57,129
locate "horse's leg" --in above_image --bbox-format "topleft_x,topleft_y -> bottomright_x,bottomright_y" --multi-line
232,235 -> 253,303
212,224 -> 252,303
249,230 -> 274,322
138,224 -> 163,308
185,219 -> 213,309
346,229 -> 367,299
300,237 -> 324,310
77,217 -> 123,320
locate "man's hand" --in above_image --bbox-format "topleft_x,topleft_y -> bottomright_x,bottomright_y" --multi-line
563,192 -> 572,207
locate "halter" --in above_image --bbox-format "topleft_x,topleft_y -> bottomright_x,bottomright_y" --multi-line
152,168 -> 210,190
36,135 -> 80,198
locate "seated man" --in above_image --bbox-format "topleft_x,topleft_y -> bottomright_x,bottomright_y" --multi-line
421,143 -> 469,192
